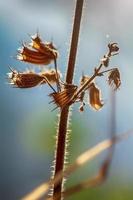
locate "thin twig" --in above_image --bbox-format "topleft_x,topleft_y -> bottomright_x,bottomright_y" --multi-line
67,45 -> 118,106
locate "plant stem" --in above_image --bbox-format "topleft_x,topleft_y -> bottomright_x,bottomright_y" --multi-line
53,0 -> 84,199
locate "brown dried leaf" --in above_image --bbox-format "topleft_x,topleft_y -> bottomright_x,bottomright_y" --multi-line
108,68 -> 121,90
88,83 -> 104,110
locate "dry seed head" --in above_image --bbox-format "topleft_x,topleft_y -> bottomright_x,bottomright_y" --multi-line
108,68 -> 121,90
17,33 -> 59,65
8,69 -> 45,88
50,85 -> 78,109
108,43 -> 119,56
17,45 -> 53,65
88,83 -> 104,111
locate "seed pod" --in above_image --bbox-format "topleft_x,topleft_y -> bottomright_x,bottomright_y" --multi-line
50,85 -> 78,109
88,83 -> 104,110
8,69 -> 44,88
17,45 -> 53,65
8,68 -> 61,88
17,33 -> 59,65
108,43 -> 119,56
108,68 -> 121,90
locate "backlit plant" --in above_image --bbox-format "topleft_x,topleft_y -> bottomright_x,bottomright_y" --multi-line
7,0 -> 122,200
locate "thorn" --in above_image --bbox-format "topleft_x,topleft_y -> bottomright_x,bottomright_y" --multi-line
51,106 -> 59,112
8,66 -> 15,72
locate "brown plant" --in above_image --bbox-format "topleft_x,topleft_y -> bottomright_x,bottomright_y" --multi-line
7,0 -> 123,200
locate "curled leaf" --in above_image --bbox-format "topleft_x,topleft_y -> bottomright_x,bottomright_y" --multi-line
88,83 -> 104,111
108,68 -> 121,90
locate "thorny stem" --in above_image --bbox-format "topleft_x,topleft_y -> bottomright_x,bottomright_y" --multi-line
53,0 -> 84,200
50,92 -> 117,200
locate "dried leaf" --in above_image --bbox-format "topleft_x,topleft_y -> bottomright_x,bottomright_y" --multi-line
88,83 -> 104,110
108,68 -> 121,90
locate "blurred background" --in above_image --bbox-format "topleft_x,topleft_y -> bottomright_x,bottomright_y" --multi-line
0,0 -> 133,199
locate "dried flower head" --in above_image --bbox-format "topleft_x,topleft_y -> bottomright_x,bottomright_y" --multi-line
17,45 -> 52,65
108,68 -> 121,90
50,84 -> 78,109
17,33 -> 59,65
88,83 -> 104,110
8,69 -> 44,88
7,68 -> 60,88
108,43 -> 119,56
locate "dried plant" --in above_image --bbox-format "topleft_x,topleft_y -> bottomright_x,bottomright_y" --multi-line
7,0 -> 125,200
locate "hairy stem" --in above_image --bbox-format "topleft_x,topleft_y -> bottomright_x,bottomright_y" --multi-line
53,0 -> 84,199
